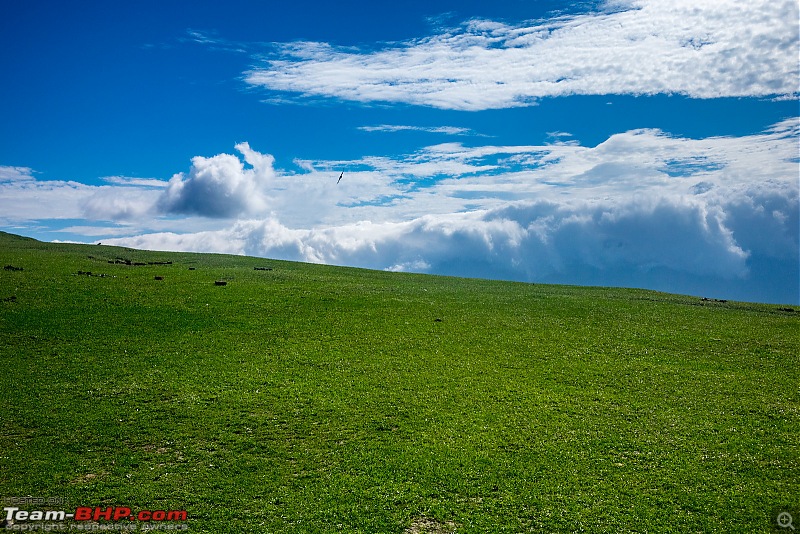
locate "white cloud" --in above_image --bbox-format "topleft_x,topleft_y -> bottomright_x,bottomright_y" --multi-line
101,176 -> 168,188
358,124 -> 483,136
80,187 -> 161,221
386,258 -> 432,273
156,142 -> 277,218
180,29 -> 248,54
0,166 -> 36,182
0,175 -> 164,225
245,0 -> 798,110
0,178 -> 94,221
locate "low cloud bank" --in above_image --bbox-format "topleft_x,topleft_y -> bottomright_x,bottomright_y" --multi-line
106,187 -> 799,304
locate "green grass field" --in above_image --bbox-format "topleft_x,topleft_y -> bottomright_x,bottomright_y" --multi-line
0,231 -> 798,533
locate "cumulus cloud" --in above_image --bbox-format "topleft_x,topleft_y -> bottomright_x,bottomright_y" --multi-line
245,0 -> 798,110
156,142 -> 277,218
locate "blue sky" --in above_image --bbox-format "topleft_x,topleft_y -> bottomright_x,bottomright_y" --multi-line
1,0 -> 798,304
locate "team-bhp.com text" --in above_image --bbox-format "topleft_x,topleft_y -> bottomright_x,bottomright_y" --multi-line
3,507 -> 188,531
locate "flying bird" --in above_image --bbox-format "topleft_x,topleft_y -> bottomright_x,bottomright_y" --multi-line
337,171 -> 343,184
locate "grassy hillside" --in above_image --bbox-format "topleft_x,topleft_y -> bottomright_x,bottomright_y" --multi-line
0,231 -> 797,533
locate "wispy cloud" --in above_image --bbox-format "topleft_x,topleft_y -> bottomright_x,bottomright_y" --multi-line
245,0 -> 798,110
180,29 -> 248,54
0,166 -> 36,182
358,124 -> 485,136
101,176 -> 168,188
